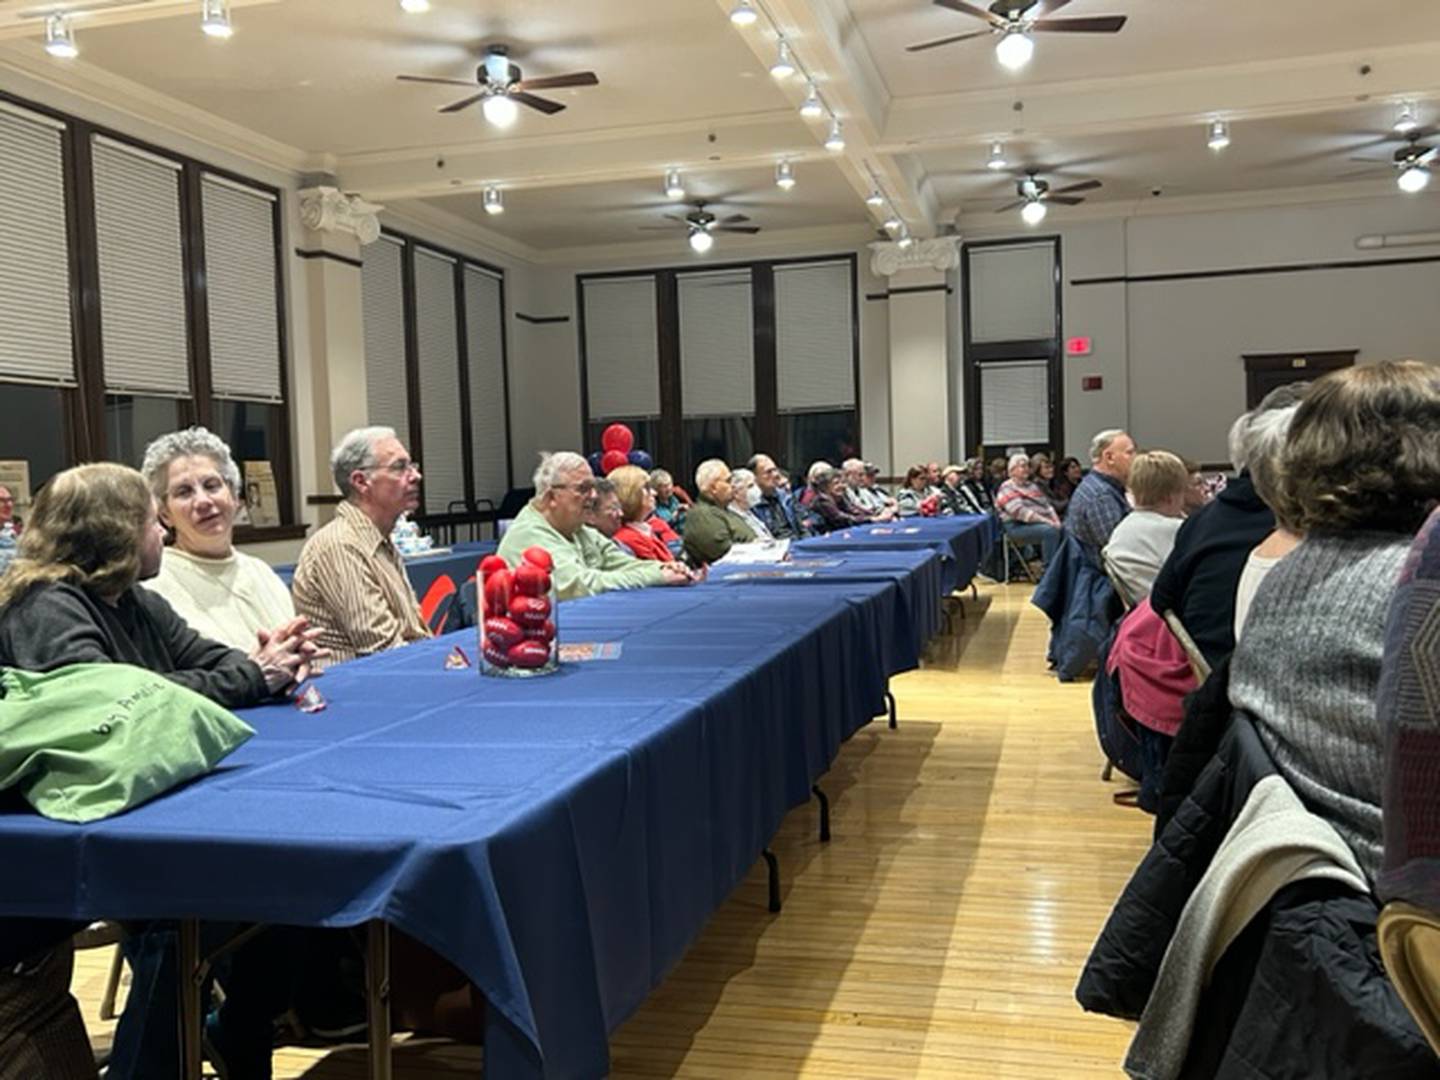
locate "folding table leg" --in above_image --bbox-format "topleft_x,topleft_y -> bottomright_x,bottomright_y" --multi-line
366,921 -> 394,1080
762,849 -> 781,913
178,919 -> 203,1080
812,785 -> 831,843
884,689 -> 898,730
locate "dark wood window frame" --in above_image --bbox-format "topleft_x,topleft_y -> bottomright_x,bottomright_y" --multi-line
0,87 -> 296,539
576,252 -> 861,480
961,235 -> 1065,456
374,227 -> 514,526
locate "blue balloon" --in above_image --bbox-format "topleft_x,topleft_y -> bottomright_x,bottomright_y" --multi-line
627,449 -> 654,471
587,450 -> 604,475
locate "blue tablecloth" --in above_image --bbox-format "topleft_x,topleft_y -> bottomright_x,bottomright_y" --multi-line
793,515 -> 995,594
0,554 -> 941,1078
272,541 -> 497,596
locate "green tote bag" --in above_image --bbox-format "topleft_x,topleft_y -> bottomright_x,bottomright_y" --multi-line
0,663 -> 255,823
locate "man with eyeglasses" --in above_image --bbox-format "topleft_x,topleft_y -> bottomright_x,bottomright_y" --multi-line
498,451 -> 696,599
292,426 -> 432,665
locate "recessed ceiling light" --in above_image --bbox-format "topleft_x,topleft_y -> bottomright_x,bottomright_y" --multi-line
729,1 -> 758,27
1207,119 -> 1231,151
776,160 -> 796,190
44,14 -> 78,59
1394,101 -> 1421,135
770,40 -> 796,80
824,119 -> 845,152
664,169 -> 686,199
865,190 -> 884,207
1398,164 -> 1431,194
995,30 -> 1033,71
987,141 -> 1009,171
400,0 -> 430,12
689,228 -> 714,254
201,0 -> 233,39
482,94 -> 519,128
1021,199 -> 1047,225
800,82 -> 824,119
483,187 -> 504,214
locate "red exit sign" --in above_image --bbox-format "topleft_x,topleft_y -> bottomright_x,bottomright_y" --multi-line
1066,336 -> 1093,357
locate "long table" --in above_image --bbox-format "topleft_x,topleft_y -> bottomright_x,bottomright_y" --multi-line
0,544 -> 973,1079
272,540 -> 497,595
793,514 -> 996,595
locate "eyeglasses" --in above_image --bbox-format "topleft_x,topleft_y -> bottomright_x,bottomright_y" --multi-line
553,481 -> 597,495
369,458 -> 420,476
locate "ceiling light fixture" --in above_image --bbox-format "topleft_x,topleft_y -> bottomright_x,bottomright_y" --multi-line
1394,101 -> 1421,135
483,187 -> 505,214
729,1 -> 758,27
201,0 -> 233,39
1206,119 -> 1231,151
987,141 -> 1009,171
1398,164 -> 1431,194
1021,199 -> 1048,226
482,93 -> 519,128
770,40 -> 796,79
865,190 -> 885,207
824,118 -> 845,152
800,82 -> 824,119
44,14 -> 78,59
883,214 -> 902,233
897,231 -> 915,250
689,228 -> 715,254
664,169 -> 686,200
776,159 -> 796,190
995,29 -> 1034,71
399,0 -> 430,12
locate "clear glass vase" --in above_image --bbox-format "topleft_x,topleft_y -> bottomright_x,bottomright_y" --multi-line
478,551 -> 559,678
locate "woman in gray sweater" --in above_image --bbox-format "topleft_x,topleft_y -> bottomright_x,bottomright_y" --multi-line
1229,360 -> 1440,884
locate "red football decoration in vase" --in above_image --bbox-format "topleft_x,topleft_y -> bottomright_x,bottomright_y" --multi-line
508,594 -> 550,628
523,619 -> 556,644
484,616 -> 524,650
513,563 -> 549,597
521,546 -> 554,572
483,569 -> 512,618
482,642 -> 512,669
507,640 -> 551,668
478,555 -> 508,577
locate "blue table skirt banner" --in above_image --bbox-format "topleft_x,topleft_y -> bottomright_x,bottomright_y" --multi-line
0,552 -> 948,1078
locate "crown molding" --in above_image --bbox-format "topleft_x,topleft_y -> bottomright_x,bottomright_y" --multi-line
545,222 -> 876,270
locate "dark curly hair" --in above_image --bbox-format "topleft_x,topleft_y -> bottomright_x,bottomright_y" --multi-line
1277,360 -> 1440,534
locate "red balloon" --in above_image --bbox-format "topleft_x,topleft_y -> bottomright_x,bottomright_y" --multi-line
601,424 -> 634,454
601,449 -> 628,475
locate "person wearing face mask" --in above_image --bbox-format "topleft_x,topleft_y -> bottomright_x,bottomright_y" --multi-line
140,427 -> 298,653
725,468 -> 773,541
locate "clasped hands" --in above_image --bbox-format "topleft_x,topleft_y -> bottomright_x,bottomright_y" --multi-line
250,615 -> 330,693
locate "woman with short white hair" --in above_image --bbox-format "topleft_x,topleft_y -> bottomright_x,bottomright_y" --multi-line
725,468 -> 773,541
140,426 -> 297,652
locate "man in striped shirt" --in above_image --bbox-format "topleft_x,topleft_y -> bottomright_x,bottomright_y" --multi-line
292,426 -> 431,666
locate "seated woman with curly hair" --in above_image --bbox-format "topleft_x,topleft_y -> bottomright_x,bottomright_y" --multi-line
1229,359 -> 1440,885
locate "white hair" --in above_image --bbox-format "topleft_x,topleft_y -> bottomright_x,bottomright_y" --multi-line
695,458 -> 730,493
331,426 -> 395,499
806,460 -> 833,483
533,451 -> 590,497
141,426 -> 242,503
841,458 -> 865,476
1089,429 -> 1127,464
1007,452 -> 1030,471
1229,382 -> 1311,472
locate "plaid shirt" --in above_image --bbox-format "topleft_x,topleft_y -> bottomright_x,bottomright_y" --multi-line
1064,469 -> 1130,557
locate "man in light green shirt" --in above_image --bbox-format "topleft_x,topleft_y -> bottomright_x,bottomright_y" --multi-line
498,451 -> 696,600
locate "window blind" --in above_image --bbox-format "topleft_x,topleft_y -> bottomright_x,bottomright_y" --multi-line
0,103 -> 74,386
582,276 -> 660,421
413,247 -> 464,514
361,235 -> 409,438
775,260 -> 855,412
92,134 -> 190,396
968,243 -> 1056,344
202,173 -> 282,402
464,264 -> 508,503
979,359 -> 1050,444
678,269 -> 754,417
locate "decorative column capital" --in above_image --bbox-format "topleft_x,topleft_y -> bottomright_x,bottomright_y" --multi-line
298,186 -> 384,245
868,236 -> 961,278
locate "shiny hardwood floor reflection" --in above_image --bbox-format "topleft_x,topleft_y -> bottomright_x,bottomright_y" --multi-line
71,582 -> 1149,1078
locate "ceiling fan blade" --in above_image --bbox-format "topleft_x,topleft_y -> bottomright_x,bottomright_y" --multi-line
1030,15 -> 1128,32
934,0 -> 1006,26
397,74 -> 477,87
1053,178 -> 1101,195
994,199 -> 1027,213
1033,0 -> 1078,14
1416,147 -> 1439,165
1048,195 -> 1086,205
664,213 -> 689,223
1347,156 -> 1392,165
513,71 -> 600,91
511,92 -> 566,115
905,29 -> 990,52
638,225 -> 682,231
439,93 -> 487,114
720,214 -> 751,225
717,226 -> 762,235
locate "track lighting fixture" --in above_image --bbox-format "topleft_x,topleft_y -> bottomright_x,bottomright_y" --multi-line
400,0 -> 430,12
729,1 -> 758,27
770,40 -> 796,79
664,169 -> 686,200
44,14 -> 78,59
201,0 -> 233,39
1207,119 -> 1231,151
776,160 -> 796,190
483,187 -> 504,214
800,82 -> 824,118
824,119 -> 845,152
987,141 -> 1009,171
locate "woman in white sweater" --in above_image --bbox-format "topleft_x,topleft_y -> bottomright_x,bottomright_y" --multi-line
140,427 -> 296,651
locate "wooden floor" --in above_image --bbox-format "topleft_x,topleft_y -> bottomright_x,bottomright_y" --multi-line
71,582 -> 1150,1078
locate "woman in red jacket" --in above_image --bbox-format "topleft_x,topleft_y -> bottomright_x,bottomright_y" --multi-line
611,466 -> 681,560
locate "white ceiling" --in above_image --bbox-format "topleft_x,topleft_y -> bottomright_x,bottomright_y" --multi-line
1,0 -> 1437,257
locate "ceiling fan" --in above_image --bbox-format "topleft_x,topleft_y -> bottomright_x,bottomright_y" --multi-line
906,0 -> 1127,71
995,173 -> 1101,224
639,202 -> 761,254
396,45 -> 598,129
1347,131 -> 1437,194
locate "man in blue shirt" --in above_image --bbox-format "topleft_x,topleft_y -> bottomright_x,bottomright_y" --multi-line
748,453 -> 808,539
1065,428 -> 1136,563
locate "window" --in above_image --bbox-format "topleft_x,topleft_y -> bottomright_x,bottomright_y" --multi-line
361,235 -> 410,438
0,90 -> 292,522
463,265 -> 508,506
414,247 -> 465,515
582,276 -> 660,424
679,269 -> 755,474
774,259 -> 857,473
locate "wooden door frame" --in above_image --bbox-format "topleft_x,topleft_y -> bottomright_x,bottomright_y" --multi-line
1242,349 -> 1356,409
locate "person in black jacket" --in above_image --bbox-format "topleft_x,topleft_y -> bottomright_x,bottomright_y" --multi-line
0,463 -> 322,1080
